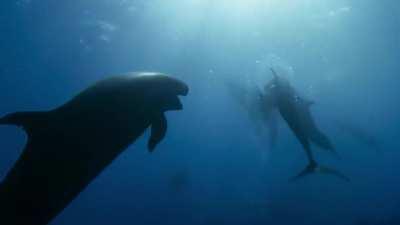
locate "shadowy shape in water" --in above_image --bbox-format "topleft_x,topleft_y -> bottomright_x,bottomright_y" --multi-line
225,80 -> 279,149
0,72 -> 189,225
266,68 -> 348,182
334,118 -> 381,153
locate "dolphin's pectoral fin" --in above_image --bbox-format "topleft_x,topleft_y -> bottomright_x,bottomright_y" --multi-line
0,111 -> 47,135
289,162 -> 350,182
148,113 -> 167,152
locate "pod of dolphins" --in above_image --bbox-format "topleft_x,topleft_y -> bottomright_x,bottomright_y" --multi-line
0,69 -> 374,224
226,69 -> 349,181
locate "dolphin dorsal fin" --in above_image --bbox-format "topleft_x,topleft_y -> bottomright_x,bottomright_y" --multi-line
0,111 -> 47,135
270,68 -> 278,79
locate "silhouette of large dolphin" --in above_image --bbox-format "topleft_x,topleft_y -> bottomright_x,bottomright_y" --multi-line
0,72 -> 189,225
265,69 -> 348,182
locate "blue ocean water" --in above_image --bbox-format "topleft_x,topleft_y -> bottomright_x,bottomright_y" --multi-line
0,1 -> 399,225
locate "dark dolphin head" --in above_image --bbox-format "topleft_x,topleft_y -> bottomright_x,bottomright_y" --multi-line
128,72 -> 189,112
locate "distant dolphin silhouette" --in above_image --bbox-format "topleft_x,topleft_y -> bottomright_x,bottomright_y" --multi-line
333,117 -> 381,152
0,72 -> 189,225
266,68 -> 349,182
225,80 -> 278,149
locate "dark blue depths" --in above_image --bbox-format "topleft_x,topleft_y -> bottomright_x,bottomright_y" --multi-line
0,1 -> 399,225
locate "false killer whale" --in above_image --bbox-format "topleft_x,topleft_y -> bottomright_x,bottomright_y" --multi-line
0,72 -> 189,225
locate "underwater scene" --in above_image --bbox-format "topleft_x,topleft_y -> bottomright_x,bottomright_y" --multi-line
0,1 -> 399,225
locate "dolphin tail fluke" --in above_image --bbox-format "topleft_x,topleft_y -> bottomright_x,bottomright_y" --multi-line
289,162 -> 317,181
290,162 -> 350,182
317,165 -> 350,182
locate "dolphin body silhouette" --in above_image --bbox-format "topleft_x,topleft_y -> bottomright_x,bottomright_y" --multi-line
0,72 -> 189,225
265,69 -> 348,182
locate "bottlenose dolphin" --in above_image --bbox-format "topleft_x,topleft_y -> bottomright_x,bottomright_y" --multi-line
266,68 -> 348,181
0,72 -> 189,225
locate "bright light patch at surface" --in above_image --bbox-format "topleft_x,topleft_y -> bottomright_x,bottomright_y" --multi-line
211,0 -> 274,22
128,72 -> 164,77
117,0 -> 353,86
219,0 -> 271,13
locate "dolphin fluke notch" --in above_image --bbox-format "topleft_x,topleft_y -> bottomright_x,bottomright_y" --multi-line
290,161 -> 350,182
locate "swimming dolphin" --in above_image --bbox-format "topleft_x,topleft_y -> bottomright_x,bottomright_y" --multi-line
266,68 -> 348,182
0,72 -> 189,225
